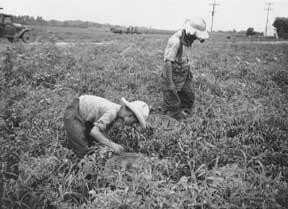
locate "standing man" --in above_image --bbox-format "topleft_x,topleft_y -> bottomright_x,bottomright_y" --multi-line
64,95 -> 149,158
161,18 -> 209,119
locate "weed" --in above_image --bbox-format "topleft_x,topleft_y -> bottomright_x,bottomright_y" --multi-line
0,31 -> 287,209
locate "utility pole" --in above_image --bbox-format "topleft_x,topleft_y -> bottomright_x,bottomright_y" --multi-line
210,0 -> 220,32
265,2 -> 273,36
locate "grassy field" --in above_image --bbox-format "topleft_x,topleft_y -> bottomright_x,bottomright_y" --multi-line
1,26 -> 288,209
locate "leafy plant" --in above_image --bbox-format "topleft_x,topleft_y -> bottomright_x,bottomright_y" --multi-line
0,30 -> 287,209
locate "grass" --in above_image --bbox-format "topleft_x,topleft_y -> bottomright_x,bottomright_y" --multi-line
0,27 -> 288,209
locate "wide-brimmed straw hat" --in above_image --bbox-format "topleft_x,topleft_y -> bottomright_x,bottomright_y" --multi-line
121,98 -> 149,129
184,18 -> 209,40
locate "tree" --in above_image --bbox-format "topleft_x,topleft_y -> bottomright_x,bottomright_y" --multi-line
273,17 -> 288,39
246,27 -> 257,36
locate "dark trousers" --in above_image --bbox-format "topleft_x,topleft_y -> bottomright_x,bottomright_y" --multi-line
161,62 -> 195,114
63,98 -> 94,158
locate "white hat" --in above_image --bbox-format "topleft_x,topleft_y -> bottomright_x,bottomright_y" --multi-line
184,18 -> 209,40
121,98 -> 149,129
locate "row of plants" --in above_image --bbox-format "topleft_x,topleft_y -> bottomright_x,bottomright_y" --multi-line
0,35 -> 288,208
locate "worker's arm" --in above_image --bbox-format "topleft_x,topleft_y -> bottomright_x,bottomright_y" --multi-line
90,126 -> 124,153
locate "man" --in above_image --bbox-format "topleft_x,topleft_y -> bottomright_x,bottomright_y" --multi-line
64,95 -> 149,158
161,18 -> 209,119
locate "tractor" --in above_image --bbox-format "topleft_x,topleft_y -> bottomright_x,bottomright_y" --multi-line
0,11 -> 31,43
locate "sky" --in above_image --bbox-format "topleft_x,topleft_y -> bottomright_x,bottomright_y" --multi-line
1,0 -> 288,34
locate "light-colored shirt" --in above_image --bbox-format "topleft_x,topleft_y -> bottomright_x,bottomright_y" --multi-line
164,30 -> 191,63
79,95 -> 121,131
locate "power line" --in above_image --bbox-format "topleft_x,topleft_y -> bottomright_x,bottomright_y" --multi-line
210,0 -> 220,32
265,2 -> 273,36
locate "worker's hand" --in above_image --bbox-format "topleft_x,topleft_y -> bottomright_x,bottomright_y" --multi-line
111,143 -> 125,154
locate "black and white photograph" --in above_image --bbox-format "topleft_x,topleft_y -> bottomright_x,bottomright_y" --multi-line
0,0 -> 288,208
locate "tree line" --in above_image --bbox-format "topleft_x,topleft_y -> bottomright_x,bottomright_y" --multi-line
12,15 -> 174,34
12,15 -> 106,28
245,17 -> 288,39
10,14 -> 288,39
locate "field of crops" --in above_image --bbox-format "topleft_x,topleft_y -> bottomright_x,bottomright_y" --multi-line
1,28 -> 288,209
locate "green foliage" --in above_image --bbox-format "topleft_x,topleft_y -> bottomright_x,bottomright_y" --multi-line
246,27 -> 263,37
0,32 -> 288,209
273,17 -> 288,39
246,27 -> 256,36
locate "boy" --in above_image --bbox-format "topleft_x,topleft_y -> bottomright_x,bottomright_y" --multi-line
162,18 -> 209,119
64,95 -> 149,158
